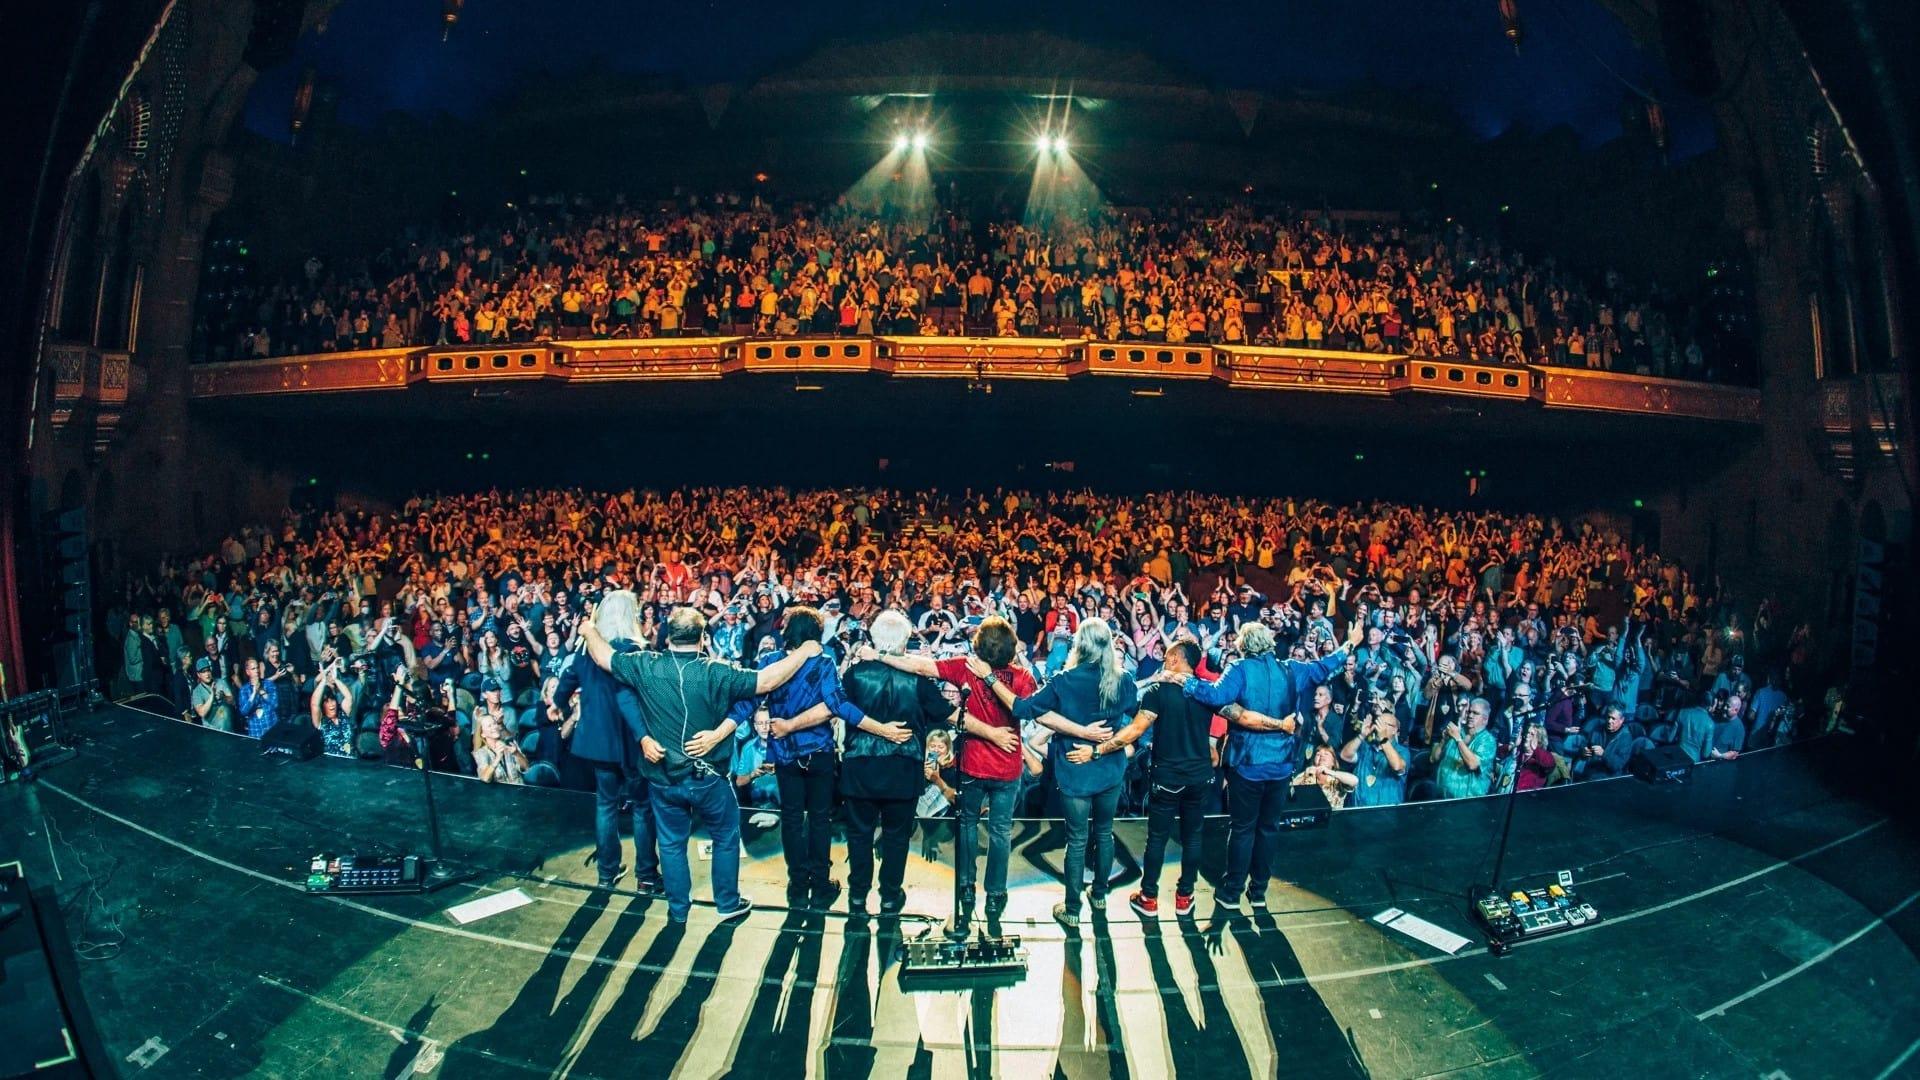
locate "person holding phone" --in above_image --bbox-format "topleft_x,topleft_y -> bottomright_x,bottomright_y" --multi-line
1432,697 -> 1497,799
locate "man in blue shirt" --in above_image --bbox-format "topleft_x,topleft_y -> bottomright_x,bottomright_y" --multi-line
729,606 -> 873,908
1747,669 -> 1791,749
1168,616 -> 1361,912
1432,697 -> 1497,799
1340,705 -> 1410,807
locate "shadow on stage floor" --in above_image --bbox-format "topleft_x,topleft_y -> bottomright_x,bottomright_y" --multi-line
5,704 -> 1918,1079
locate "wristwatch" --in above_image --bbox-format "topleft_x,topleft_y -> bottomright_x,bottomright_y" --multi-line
983,672 -> 998,687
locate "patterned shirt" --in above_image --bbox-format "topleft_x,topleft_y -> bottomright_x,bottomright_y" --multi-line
729,652 -> 866,766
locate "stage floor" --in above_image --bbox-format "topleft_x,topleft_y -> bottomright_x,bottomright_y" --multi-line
3,705 -> 1918,1079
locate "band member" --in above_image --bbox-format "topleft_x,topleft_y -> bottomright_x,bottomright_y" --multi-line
971,618 -> 1127,930
1162,617 -> 1361,913
871,615 -> 1030,933
579,606 -> 819,925
839,610 -> 954,916
1093,638 -> 1215,918
552,590 -> 660,893
730,605 -> 875,909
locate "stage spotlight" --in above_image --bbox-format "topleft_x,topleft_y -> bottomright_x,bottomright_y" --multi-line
893,134 -> 910,153
1051,135 -> 1068,154
912,131 -> 929,151
1035,134 -> 1053,154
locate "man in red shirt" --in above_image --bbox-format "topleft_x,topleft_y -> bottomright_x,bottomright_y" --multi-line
871,615 -> 1032,931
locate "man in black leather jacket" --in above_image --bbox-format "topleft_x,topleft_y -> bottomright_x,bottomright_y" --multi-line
838,610 -> 955,916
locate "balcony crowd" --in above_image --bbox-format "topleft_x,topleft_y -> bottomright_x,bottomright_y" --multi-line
196,193 -> 1750,383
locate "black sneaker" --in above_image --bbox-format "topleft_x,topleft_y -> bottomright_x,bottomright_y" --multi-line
812,879 -> 843,908
716,898 -> 754,923
596,867 -> 628,891
879,891 -> 907,916
633,878 -> 664,897
787,884 -> 812,908
847,895 -> 868,917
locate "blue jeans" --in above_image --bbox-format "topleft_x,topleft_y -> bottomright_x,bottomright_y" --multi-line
593,763 -> 658,886
1060,785 -> 1121,913
1221,769 -> 1290,903
650,772 -> 742,922
954,775 -> 1019,909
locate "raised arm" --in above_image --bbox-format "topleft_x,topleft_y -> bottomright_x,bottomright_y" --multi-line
576,618 -> 616,673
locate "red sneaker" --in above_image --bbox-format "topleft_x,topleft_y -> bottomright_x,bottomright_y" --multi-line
1173,892 -> 1195,916
1128,891 -> 1158,917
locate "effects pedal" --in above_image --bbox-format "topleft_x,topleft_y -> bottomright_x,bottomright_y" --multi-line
1472,870 -> 1599,954
305,853 -> 427,895
899,931 -> 1029,989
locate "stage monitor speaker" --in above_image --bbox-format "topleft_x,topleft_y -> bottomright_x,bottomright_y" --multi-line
1630,743 -> 1693,784
261,719 -> 322,761
0,864 -> 107,1077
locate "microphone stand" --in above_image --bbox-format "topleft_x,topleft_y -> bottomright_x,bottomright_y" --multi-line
397,688 -> 469,892
947,682 -> 975,940
1469,697 -> 1554,917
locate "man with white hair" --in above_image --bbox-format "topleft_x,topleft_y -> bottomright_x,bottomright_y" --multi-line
1162,615 -> 1362,913
838,609 -> 954,916
552,589 -> 659,892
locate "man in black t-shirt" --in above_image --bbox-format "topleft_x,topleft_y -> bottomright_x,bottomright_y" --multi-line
1090,639 -> 1217,918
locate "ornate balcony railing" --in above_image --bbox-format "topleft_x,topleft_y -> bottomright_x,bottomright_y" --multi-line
187,335 -> 1764,424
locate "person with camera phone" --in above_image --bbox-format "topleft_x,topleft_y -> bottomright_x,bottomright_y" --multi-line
1291,745 -> 1359,810
237,657 -> 279,739
188,655 -> 237,732
1340,705 -> 1410,806
1432,698 -> 1497,799
309,658 -> 357,758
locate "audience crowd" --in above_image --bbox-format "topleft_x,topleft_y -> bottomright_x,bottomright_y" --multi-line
196,193 -> 1749,383
109,486 -> 1822,813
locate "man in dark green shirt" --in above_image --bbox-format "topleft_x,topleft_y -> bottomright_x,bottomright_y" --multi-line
580,606 -> 819,924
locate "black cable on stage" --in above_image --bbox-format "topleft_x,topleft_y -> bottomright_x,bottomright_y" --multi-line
42,804 -> 127,961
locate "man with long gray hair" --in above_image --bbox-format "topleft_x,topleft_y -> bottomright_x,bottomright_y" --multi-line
1162,615 -> 1362,914
972,617 -> 1128,930
552,589 -> 658,892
